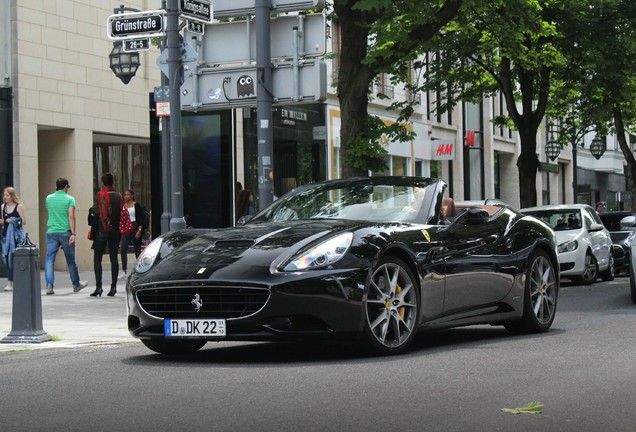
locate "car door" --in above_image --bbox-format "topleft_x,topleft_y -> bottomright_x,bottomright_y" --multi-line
434,207 -> 515,315
585,207 -> 612,269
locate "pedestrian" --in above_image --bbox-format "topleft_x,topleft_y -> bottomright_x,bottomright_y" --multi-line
91,172 -> 122,297
118,189 -> 148,280
236,189 -> 255,221
44,178 -> 88,295
596,201 -> 606,214
1,187 -> 26,292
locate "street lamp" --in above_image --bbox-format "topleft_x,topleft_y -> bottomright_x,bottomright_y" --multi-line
546,120 -> 604,203
109,41 -> 141,84
590,136 -> 606,160
545,134 -> 562,161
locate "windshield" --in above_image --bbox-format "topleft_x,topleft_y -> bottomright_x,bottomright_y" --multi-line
525,210 -> 582,231
250,177 -> 443,224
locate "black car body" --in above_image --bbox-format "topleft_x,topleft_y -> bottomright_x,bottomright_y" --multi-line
126,176 -> 560,355
599,211 -> 636,275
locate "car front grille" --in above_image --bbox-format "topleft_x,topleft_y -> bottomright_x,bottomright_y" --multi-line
135,284 -> 270,319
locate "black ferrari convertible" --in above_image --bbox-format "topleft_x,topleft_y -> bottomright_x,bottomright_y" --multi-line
126,176 -> 559,355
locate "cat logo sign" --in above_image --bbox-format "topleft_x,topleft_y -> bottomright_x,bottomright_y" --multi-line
431,140 -> 455,160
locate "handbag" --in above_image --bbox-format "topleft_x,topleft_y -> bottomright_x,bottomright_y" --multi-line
119,206 -> 133,235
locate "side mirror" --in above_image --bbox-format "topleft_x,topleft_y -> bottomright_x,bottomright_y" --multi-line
452,207 -> 490,226
588,222 -> 605,232
620,216 -> 636,228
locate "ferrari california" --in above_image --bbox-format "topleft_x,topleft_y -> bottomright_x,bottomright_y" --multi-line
127,176 -> 560,355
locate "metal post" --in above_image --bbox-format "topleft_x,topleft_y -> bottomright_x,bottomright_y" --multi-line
160,0 -> 171,235
167,0 -> 186,230
1,235 -> 51,343
256,0 -> 274,207
572,129 -> 578,204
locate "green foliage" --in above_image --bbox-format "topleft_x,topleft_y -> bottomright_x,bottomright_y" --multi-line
341,116 -> 394,173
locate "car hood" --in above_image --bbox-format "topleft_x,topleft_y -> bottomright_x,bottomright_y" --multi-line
554,230 -> 582,245
132,219 -> 376,285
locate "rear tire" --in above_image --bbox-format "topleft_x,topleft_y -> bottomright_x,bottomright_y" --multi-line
505,250 -> 557,334
141,338 -> 206,355
600,252 -> 615,282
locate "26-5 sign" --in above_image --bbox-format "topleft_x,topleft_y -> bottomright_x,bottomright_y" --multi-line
107,10 -> 166,40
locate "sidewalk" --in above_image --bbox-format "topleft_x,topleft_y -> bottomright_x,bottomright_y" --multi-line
0,270 -> 134,352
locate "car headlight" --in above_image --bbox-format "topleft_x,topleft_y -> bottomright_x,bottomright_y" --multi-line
557,239 -> 578,253
135,238 -> 163,274
283,232 -> 354,271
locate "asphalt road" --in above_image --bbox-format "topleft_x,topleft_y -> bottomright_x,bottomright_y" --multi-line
0,278 -> 634,432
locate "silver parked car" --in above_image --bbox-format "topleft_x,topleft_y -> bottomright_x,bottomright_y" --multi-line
521,204 -> 614,285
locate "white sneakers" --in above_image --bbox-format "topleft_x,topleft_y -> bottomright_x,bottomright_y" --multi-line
73,281 -> 88,293
3,285 -> 12,292
118,271 -> 128,280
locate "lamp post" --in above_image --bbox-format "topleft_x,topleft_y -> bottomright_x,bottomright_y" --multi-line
546,120 -> 606,203
108,2 -> 180,235
108,5 -> 142,84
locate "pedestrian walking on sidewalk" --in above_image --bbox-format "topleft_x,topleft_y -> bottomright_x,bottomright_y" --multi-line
91,172 -> 121,297
44,178 -> 88,295
118,189 -> 147,280
1,187 -> 26,292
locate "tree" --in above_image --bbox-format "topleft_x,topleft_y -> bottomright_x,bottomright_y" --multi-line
412,0 -> 569,208
551,0 -> 636,209
331,0 -> 464,177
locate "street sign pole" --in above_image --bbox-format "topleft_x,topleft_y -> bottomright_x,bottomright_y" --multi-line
167,0 -> 186,230
256,0 -> 274,207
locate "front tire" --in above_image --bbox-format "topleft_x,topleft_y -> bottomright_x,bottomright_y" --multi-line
630,263 -> 636,304
574,251 -> 598,285
363,257 -> 420,355
141,338 -> 206,355
505,250 -> 558,334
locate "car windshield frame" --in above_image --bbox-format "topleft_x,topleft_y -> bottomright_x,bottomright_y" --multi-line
249,177 -> 444,225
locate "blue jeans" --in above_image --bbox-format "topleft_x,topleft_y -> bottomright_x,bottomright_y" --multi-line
45,232 -> 81,289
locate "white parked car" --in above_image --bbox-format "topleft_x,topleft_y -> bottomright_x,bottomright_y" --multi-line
618,215 -> 636,303
521,204 -> 614,285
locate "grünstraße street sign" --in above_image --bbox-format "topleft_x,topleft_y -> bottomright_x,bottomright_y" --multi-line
107,10 -> 166,40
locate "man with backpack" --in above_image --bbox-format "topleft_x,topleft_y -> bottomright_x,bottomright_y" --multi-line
90,172 -> 121,297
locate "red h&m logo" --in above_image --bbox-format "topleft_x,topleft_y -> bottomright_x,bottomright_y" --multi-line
435,143 -> 454,156
465,129 -> 475,147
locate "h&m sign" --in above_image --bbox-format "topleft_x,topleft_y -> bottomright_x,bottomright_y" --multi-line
431,140 -> 456,160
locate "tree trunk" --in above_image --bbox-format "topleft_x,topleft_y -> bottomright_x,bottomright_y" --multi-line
516,128 -> 540,208
333,3 -> 376,178
613,106 -> 636,211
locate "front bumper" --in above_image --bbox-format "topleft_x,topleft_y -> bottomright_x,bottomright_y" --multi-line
126,268 -> 368,342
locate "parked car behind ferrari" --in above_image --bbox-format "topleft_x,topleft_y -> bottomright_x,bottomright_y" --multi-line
521,204 -> 614,285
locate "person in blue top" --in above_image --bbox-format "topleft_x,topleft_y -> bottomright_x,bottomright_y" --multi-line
1,187 -> 26,292
236,189 -> 255,222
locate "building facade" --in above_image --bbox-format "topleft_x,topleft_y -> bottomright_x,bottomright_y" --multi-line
1,0 -> 630,272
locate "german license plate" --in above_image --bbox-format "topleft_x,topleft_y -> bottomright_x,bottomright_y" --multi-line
164,319 -> 226,337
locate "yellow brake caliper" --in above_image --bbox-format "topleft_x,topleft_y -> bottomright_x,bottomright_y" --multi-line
385,284 -> 405,320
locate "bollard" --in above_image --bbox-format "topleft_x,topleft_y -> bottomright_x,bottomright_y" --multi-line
1,234 -> 51,343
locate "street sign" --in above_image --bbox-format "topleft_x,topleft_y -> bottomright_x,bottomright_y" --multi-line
212,0 -> 325,18
154,86 -> 170,101
107,10 -> 165,40
192,13 -> 326,64
181,60 -> 326,110
179,0 -> 212,23
123,38 -> 151,52
187,20 -> 205,35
